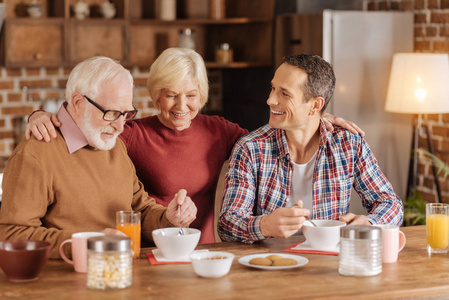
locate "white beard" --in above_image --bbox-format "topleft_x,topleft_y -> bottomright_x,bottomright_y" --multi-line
80,106 -> 121,150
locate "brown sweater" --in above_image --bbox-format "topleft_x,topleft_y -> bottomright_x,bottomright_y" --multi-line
0,131 -> 171,258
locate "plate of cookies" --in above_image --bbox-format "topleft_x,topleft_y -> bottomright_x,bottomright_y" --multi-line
238,253 -> 308,270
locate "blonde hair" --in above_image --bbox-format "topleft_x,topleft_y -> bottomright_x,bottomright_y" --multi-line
147,48 -> 209,109
65,56 -> 133,104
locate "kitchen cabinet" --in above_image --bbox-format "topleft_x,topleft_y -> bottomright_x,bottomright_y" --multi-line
4,18 -> 65,67
128,0 -> 274,68
3,0 -> 275,68
4,0 -> 127,67
2,0 -> 275,123
128,22 -> 206,67
275,13 -> 323,67
67,19 -> 126,64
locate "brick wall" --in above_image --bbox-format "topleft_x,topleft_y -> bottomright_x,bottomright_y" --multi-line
0,65 -> 221,171
366,0 -> 449,203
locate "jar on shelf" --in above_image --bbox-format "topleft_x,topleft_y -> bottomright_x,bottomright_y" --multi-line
339,225 -> 382,277
73,1 -> 90,20
87,236 -> 132,290
100,1 -> 116,19
159,0 -> 176,21
210,0 -> 226,19
27,0 -> 43,19
178,28 -> 196,50
215,43 -> 233,64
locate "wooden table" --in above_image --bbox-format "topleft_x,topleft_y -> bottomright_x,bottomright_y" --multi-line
0,225 -> 447,299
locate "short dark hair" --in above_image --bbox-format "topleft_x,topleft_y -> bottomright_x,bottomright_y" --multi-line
282,54 -> 335,113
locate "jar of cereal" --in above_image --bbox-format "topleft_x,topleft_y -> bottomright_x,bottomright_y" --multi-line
87,236 -> 132,289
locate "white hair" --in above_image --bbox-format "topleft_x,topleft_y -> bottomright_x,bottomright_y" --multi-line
65,56 -> 134,105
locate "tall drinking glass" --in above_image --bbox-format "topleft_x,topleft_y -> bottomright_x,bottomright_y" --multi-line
116,211 -> 141,259
426,203 -> 449,255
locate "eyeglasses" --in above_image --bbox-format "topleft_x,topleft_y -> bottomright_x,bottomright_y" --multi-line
84,95 -> 138,121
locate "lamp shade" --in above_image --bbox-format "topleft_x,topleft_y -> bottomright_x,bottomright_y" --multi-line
385,53 -> 449,114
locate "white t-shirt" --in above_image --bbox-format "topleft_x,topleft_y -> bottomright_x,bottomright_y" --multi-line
287,151 -> 317,212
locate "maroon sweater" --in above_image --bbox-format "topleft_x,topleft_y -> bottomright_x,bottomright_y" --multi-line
120,114 -> 247,244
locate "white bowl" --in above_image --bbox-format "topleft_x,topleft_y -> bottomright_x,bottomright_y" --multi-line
152,228 -> 201,259
302,220 -> 346,251
189,251 -> 235,278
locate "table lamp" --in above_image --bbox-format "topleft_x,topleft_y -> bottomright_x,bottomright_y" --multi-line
385,53 -> 449,202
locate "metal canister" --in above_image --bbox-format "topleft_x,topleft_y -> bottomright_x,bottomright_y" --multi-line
339,225 -> 382,277
87,236 -> 132,289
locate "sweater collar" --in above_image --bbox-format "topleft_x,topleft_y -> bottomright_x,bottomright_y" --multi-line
153,114 -> 199,137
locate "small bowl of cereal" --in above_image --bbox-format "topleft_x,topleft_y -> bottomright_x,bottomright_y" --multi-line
189,251 -> 235,278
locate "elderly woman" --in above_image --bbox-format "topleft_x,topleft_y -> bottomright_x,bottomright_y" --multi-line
26,48 -> 364,245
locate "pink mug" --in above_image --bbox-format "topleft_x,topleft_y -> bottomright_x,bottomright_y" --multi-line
376,224 -> 406,263
59,232 -> 105,273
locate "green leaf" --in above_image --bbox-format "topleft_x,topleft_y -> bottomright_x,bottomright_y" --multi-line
417,149 -> 449,179
403,190 -> 426,226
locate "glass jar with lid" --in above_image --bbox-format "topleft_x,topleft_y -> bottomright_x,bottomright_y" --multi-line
339,225 -> 382,277
178,28 -> 196,50
215,43 -> 233,64
159,0 -> 176,21
87,235 -> 132,290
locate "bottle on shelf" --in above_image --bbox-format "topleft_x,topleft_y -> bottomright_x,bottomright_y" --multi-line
210,0 -> 226,19
159,0 -> 176,21
178,28 -> 196,50
73,1 -> 90,20
100,1 -> 116,19
27,0 -> 43,19
215,43 -> 233,64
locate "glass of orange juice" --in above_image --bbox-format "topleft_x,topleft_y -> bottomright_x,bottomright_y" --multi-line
426,203 -> 449,255
116,211 -> 141,259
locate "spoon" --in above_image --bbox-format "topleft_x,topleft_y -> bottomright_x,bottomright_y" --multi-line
177,205 -> 185,236
305,216 -> 318,227
292,203 -> 317,227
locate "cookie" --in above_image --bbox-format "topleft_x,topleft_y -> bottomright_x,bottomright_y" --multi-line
273,258 -> 297,266
249,257 -> 273,266
266,254 -> 283,262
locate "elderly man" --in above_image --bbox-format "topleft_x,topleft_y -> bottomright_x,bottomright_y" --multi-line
0,56 -> 197,258
218,54 -> 403,243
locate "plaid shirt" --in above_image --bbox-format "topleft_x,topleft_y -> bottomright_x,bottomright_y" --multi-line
218,120 -> 403,243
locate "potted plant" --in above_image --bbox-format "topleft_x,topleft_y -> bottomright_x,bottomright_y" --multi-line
403,149 -> 449,226
403,190 -> 426,226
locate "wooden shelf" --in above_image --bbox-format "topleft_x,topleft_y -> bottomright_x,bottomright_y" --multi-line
205,61 -> 272,68
131,17 -> 272,25
2,0 -> 275,68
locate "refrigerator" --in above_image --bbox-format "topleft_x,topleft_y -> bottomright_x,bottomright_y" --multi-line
276,11 -> 414,214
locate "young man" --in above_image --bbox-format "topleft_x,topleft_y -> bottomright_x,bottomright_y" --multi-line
218,54 -> 403,243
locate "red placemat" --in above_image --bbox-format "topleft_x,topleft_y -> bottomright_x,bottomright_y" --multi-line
146,252 -> 192,265
284,242 -> 339,256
